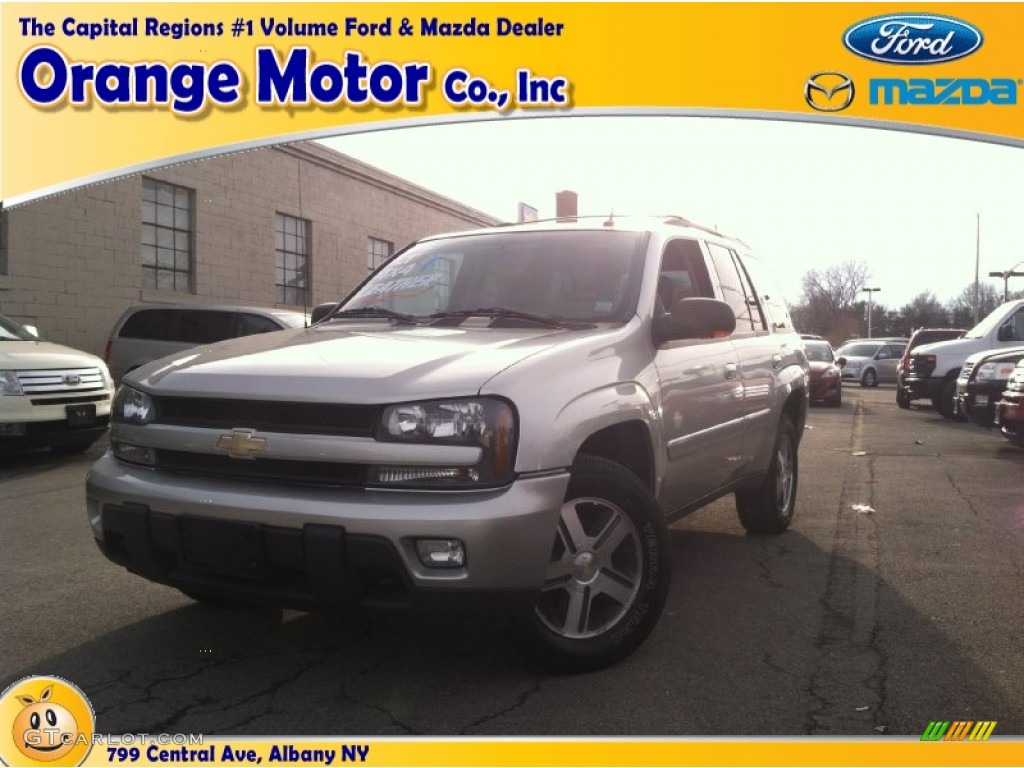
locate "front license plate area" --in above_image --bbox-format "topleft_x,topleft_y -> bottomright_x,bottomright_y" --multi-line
66,403 -> 96,427
179,518 -> 266,579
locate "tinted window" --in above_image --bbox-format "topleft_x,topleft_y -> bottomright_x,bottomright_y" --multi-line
840,343 -> 882,357
118,309 -> 180,341
656,238 -> 714,315
177,311 -> 237,344
237,313 -> 284,336
706,243 -> 758,332
740,254 -> 791,331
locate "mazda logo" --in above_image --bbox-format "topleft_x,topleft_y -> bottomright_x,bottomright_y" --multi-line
805,72 -> 855,112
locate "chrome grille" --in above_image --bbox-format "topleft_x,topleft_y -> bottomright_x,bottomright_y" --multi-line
959,361 -> 975,382
16,368 -> 106,394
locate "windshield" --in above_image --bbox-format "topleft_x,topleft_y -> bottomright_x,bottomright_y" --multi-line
0,314 -> 37,341
804,341 -> 834,363
838,343 -> 881,358
964,303 -> 1014,339
341,230 -> 647,323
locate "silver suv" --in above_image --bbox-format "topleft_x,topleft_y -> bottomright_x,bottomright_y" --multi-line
86,216 -> 809,671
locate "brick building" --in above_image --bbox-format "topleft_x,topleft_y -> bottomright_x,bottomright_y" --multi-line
0,141 -> 500,356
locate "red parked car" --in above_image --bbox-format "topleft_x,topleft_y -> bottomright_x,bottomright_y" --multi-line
995,359 -> 1024,447
804,339 -> 842,407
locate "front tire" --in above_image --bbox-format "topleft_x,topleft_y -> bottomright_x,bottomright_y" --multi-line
522,455 -> 671,673
896,388 -> 910,409
736,417 -> 798,534
51,439 -> 98,455
936,378 -> 966,421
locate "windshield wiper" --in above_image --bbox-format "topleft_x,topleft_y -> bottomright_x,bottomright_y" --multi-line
429,308 -> 593,330
332,307 -> 422,325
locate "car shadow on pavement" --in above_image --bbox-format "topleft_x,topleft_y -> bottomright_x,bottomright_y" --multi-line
3,526 -> 1018,737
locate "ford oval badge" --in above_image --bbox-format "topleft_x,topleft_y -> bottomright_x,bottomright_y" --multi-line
843,14 -> 983,64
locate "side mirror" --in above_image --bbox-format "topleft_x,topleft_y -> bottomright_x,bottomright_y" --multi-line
23,325 -> 40,338
310,302 -> 339,325
837,356 -> 847,367
653,298 -> 736,344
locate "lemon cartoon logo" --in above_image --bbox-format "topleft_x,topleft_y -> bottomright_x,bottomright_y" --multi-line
0,676 -> 95,767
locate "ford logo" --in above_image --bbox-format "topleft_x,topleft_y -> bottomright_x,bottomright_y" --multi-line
843,14 -> 983,65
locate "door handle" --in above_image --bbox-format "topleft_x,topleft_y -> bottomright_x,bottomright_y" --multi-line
772,354 -> 783,369
724,363 -> 738,380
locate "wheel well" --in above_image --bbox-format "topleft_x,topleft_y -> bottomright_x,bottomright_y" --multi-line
576,421 -> 654,490
783,388 -> 807,438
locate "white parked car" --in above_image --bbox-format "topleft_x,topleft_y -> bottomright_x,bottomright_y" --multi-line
1,314 -> 114,454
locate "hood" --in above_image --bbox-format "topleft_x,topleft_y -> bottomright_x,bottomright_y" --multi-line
808,360 -> 838,376
127,321 -> 585,402
912,337 -> 983,357
0,340 -> 106,370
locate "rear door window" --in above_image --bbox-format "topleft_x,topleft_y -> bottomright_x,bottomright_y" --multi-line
177,311 -> 237,344
118,309 -> 180,341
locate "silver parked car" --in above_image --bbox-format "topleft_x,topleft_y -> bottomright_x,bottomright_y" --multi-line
87,216 -> 809,671
837,340 -> 907,387
104,304 -> 308,382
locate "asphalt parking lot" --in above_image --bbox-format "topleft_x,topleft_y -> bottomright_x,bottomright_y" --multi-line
2,384 -> 1022,736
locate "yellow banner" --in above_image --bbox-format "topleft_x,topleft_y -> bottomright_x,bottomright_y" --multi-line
3,2 -> 1024,204
73,736 -> 1024,767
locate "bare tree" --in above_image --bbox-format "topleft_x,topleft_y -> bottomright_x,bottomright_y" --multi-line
947,282 -> 1001,328
791,260 -> 871,341
900,291 -> 951,331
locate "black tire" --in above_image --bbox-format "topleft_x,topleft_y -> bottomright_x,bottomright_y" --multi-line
896,388 -> 911,409
521,455 -> 671,673
736,417 -> 798,534
936,378 -> 966,421
828,389 -> 842,407
861,369 -> 877,388
51,439 -> 97,455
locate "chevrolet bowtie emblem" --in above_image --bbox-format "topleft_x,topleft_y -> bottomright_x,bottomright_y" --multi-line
216,429 -> 266,459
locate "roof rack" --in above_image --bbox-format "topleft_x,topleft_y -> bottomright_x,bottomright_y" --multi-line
493,213 -> 749,245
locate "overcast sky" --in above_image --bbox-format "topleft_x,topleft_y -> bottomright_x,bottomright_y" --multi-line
320,116 -> 1024,312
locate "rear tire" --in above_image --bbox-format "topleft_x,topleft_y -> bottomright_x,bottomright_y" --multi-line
736,417 -> 798,534
827,389 -> 842,407
861,369 -> 877,388
521,455 -> 671,673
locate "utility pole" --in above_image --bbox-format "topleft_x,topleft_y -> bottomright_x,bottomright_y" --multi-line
989,261 -> 1024,302
863,287 -> 881,338
973,213 -> 981,324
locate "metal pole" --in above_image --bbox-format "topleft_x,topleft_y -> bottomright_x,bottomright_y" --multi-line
974,213 -> 981,324
862,287 -> 880,338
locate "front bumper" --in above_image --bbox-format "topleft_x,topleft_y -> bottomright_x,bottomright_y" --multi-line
1,395 -> 111,451
955,382 -> 1002,427
86,454 -> 569,612
996,393 -> 1024,444
902,375 -> 943,401
809,377 -> 840,401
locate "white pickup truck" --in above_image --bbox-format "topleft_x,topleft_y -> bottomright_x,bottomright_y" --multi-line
902,299 -> 1024,419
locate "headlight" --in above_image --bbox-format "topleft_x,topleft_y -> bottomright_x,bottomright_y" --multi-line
0,371 -> 23,396
373,397 -> 516,488
975,363 -> 997,382
112,386 -> 155,425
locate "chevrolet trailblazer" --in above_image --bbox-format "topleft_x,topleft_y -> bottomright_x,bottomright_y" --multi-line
86,216 -> 809,671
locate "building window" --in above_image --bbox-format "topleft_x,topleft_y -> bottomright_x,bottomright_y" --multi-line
142,178 -> 194,292
368,237 -> 394,272
275,213 -> 311,306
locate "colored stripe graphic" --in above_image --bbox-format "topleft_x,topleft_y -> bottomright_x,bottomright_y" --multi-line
921,721 -> 950,741
921,720 -> 997,741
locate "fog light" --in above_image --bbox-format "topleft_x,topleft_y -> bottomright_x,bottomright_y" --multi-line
415,539 -> 465,568
112,441 -> 156,466
0,422 -> 26,436
86,496 -> 103,539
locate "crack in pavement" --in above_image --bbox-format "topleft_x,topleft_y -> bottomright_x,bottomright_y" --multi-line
944,468 -> 981,518
459,676 -> 545,735
338,651 -> 420,734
